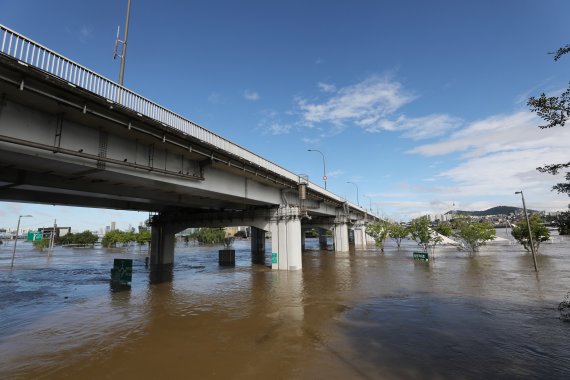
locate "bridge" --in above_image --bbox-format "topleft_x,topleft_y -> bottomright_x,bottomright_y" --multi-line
0,25 -> 377,271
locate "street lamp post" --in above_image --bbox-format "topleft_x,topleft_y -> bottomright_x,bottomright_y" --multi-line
515,191 -> 538,272
11,214 -> 32,268
347,181 -> 360,207
307,149 -> 327,190
118,0 -> 132,87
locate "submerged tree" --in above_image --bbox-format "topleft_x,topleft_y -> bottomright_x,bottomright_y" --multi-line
451,216 -> 496,257
366,220 -> 390,252
511,214 -> 550,254
388,222 -> 408,248
528,44 -> 570,196
408,216 -> 442,256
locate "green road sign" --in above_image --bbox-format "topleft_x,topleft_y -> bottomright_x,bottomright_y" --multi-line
27,231 -> 42,241
271,252 -> 278,264
111,259 -> 133,284
413,251 -> 429,261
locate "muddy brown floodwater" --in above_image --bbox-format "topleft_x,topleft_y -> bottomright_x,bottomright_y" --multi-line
1,232 -> 569,379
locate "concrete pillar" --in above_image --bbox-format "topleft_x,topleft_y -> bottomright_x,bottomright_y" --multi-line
286,217 -> 302,270
150,221 -> 176,266
334,223 -> 349,252
318,228 -> 328,250
277,218 -> 288,270
250,226 -> 266,265
270,206 -> 303,271
354,227 -> 366,248
270,222 -> 280,270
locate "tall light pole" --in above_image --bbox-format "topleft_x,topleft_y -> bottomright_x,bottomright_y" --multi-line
347,181 -> 360,207
118,0 -> 132,87
515,191 -> 538,272
307,149 -> 327,189
11,214 -> 32,268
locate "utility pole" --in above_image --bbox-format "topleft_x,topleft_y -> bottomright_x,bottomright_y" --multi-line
515,191 -> 538,272
11,214 -> 32,268
48,219 -> 56,257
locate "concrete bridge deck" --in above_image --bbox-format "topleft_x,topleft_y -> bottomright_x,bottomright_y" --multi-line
0,24 -> 377,270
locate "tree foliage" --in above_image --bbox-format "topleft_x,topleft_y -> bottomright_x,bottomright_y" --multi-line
511,214 -> 550,254
408,216 -> 442,255
32,239 -> 51,251
435,222 -> 452,237
102,230 -> 147,249
58,231 -> 98,246
388,222 -> 408,248
450,216 -> 496,256
191,228 -> 226,245
366,220 -> 390,251
557,210 -> 570,235
528,45 -> 570,196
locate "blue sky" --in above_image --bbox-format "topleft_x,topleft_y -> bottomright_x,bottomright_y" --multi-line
2,0 -> 570,232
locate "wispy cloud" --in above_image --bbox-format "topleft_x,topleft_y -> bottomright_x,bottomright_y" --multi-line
327,169 -> 345,177
365,114 -> 462,140
317,82 -> 336,93
244,89 -> 260,101
302,137 -> 321,144
266,122 -> 291,135
406,110 -> 570,210
297,75 -> 416,134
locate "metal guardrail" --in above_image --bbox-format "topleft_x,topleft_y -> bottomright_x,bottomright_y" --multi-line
0,24 -> 351,206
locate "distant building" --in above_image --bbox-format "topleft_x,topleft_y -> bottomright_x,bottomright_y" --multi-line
111,222 -> 116,231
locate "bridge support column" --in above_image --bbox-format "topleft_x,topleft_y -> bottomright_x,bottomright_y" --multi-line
318,228 -> 328,250
334,223 -> 349,252
270,206 -> 302,271
150,221 -> 177,266
251,226 -> 266,265
354,225 -> 367,249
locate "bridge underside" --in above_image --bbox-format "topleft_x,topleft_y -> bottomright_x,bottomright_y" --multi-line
0,50 -> 374,272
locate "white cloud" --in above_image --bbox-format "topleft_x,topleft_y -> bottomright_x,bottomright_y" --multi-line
302,137 -> 320,144
317,82 -> 336,93
266,123 -> 291,135
405,110 -> 570,212
297,75 -> 416,133
244,89 -> 260,101
327,169 -> 345,177
365,114 -> 462,140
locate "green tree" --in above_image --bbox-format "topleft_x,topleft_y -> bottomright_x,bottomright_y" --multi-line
366,220 -> 390,252
135,230 -> 151,246
435,222 -> 452,237
557,211 -> 570,235
73,231 -> 98,246
451,216 -> 496,257
193,228 -> 226,245
408,216 -> 443,256
511,214 -> 550,254
32,239 -> 50,251
102,230 -> 123,248
528,45 -> 570,196
388,222 -> 408,248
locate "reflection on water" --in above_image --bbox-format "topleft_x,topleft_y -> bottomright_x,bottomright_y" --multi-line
1,235 -> 569,379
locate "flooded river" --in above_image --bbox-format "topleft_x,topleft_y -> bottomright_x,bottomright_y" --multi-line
1,233 -> 569,379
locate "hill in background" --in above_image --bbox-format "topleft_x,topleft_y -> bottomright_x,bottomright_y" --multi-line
445,206 -> 535,217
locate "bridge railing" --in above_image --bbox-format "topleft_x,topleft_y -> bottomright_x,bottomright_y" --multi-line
0,24 -> 353,205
